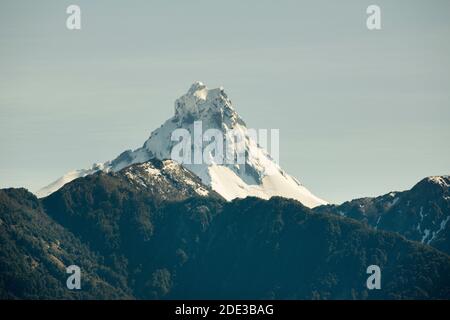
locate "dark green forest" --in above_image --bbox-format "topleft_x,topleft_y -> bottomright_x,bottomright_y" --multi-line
1,163 -> 450,299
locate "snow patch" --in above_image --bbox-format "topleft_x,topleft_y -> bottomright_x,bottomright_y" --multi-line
427,176 -> 449,187
374,216 -> 382,230
421,229 -> 430,243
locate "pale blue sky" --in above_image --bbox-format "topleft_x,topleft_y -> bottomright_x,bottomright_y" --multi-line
1,0 -> 449,203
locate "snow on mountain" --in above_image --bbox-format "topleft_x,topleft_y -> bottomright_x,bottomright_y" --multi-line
118,159 -> 212,199
315,175 -> 450,253
36,82 -> 327,208
35,163 -> 108,198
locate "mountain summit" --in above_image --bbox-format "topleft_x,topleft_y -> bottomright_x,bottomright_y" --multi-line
37,82 -> 326,208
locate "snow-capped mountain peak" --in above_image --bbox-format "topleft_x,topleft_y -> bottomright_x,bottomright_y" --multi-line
173,81 -> 242,129
37,82 -> 327,208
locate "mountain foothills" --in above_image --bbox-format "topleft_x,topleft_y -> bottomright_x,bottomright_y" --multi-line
0,188 -> 131,299
316,176 -> 450,255
1,159 -> 450,299
36,82 -> 326,208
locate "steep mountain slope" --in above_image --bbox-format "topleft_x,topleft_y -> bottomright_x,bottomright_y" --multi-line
37,82 -> 326,208
0,188 -> 131,299
42,159 -> 220,260
315,176 -> 450,255
37,164 -> 450,299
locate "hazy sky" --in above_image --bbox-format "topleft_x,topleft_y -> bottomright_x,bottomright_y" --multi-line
1,0 -> 449,204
